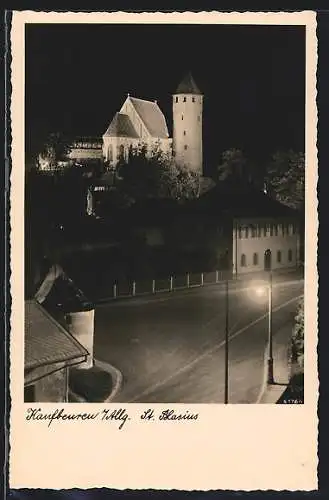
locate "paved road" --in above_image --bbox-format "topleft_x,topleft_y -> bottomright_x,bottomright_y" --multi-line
93,279 -> 303,403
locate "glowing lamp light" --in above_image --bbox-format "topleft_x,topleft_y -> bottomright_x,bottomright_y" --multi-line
254,286 -> 267,298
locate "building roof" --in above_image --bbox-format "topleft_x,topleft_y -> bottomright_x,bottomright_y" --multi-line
129,97 -> 169,139
187,181 -> 298,219
25,300 -> 88,371
103,112 -> 139,138
175,73 -> 202,95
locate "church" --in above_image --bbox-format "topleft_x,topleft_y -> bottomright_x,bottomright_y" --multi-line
70,73 -> 204,175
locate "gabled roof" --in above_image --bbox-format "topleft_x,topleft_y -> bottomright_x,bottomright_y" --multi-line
25,300 -> 88,371
129,97 -> 169,139
175,73 -> 202,95
103,112 -> 139,138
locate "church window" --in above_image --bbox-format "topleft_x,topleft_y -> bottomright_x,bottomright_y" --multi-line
182,115 -> 184,120
251,226 -> 257,238
288,249 -> 293,262
183,97 -> 186,102
245,227 -> 249,239
108,145 -> 113,162
192,97 -> 195,102
238,227 -> 242,239
241,254 -> 247,267
274,224 -> 278,236
253,253 -> 258,265
175,97 -> 178,103
269,224 -> 273,236
183,130 -> 186,136
277,250 -> 282,263
184,145 -> 188,150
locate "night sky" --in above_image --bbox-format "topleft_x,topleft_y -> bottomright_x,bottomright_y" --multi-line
25,23 -> 305,174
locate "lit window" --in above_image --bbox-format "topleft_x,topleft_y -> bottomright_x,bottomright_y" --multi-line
253,253 -> 258,265
288,249 -> 293,262
184,145 -> 188,150
183,97 -> 186,102
277,250 -> 282,263
241,254 -> 247,267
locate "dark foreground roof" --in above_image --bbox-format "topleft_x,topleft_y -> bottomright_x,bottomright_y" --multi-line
187,181 -> 299,219
25,300 -> 88,371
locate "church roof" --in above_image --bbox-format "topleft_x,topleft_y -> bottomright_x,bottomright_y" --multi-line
175,73 -> 202,95
129,97 -> 169,139
103,112 -> 139,138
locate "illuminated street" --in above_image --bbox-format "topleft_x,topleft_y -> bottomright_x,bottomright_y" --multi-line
94,278 -> 303,403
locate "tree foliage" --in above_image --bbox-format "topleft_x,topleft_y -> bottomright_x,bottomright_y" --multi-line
264,150 -> 305,210
217,149 -> 249,183
38,132 -> 72,169
117,144 -> 201,202
291,297 -> 304,369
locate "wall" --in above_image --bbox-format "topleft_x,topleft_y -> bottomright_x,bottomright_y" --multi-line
25,363 -> 68,402
172,94 -> 203,175
232,218 -> 300,275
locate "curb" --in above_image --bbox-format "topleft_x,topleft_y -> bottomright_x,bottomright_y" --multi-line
68,358 -> 123,403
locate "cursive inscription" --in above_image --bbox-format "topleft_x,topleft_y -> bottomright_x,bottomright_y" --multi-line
141,408 -> 199,422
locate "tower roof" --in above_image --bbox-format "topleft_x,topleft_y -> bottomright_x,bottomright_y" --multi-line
175,73 -> 202,95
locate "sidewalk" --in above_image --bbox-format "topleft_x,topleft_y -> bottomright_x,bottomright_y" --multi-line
258,321 -> 293,404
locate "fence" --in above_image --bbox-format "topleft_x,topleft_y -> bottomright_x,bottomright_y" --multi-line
96,269 -> 233,302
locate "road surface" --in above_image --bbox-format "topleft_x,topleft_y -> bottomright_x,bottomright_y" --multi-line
93,279 -> 303,403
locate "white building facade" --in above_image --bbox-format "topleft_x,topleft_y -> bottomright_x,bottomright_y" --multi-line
232,217 -> 301,276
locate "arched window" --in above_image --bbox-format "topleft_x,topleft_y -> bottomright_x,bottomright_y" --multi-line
238,227 -> 242,239
277,250 -> 282,263
175,97 -> 178,103
274,225 -> 278,236
253,253 -> 258,265
251,226 -> 257,238
288,249 -> 293,262
245,227 -> 249,239
182,115 -> 184,120
241,254 -> 247,267
183,97 -> 186,102
192,97 -> 195,102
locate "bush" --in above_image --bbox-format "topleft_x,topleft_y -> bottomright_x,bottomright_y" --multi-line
291,297 -> 304,370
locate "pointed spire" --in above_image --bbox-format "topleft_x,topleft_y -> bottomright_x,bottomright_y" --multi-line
175,72 -> 202,95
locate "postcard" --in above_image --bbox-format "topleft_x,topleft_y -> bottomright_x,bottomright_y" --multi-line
9,10 -> 318,491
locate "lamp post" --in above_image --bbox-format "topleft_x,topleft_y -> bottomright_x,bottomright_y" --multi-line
224,279 -> 229,404
267,271 -> 274,384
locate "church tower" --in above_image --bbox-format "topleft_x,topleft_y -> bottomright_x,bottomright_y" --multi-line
173,73 -> 203,175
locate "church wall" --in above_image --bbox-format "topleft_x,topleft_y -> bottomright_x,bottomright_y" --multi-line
173,94 -> 203,175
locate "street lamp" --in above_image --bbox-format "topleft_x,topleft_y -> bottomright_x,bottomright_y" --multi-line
249,274 -> 274,385
224,279 -> 229,404
267,271 -> 274,385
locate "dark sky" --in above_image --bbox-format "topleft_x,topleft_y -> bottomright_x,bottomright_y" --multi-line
25,23 -> 305,173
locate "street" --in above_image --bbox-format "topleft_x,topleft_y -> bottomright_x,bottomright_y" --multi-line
94,279 -> 304,403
